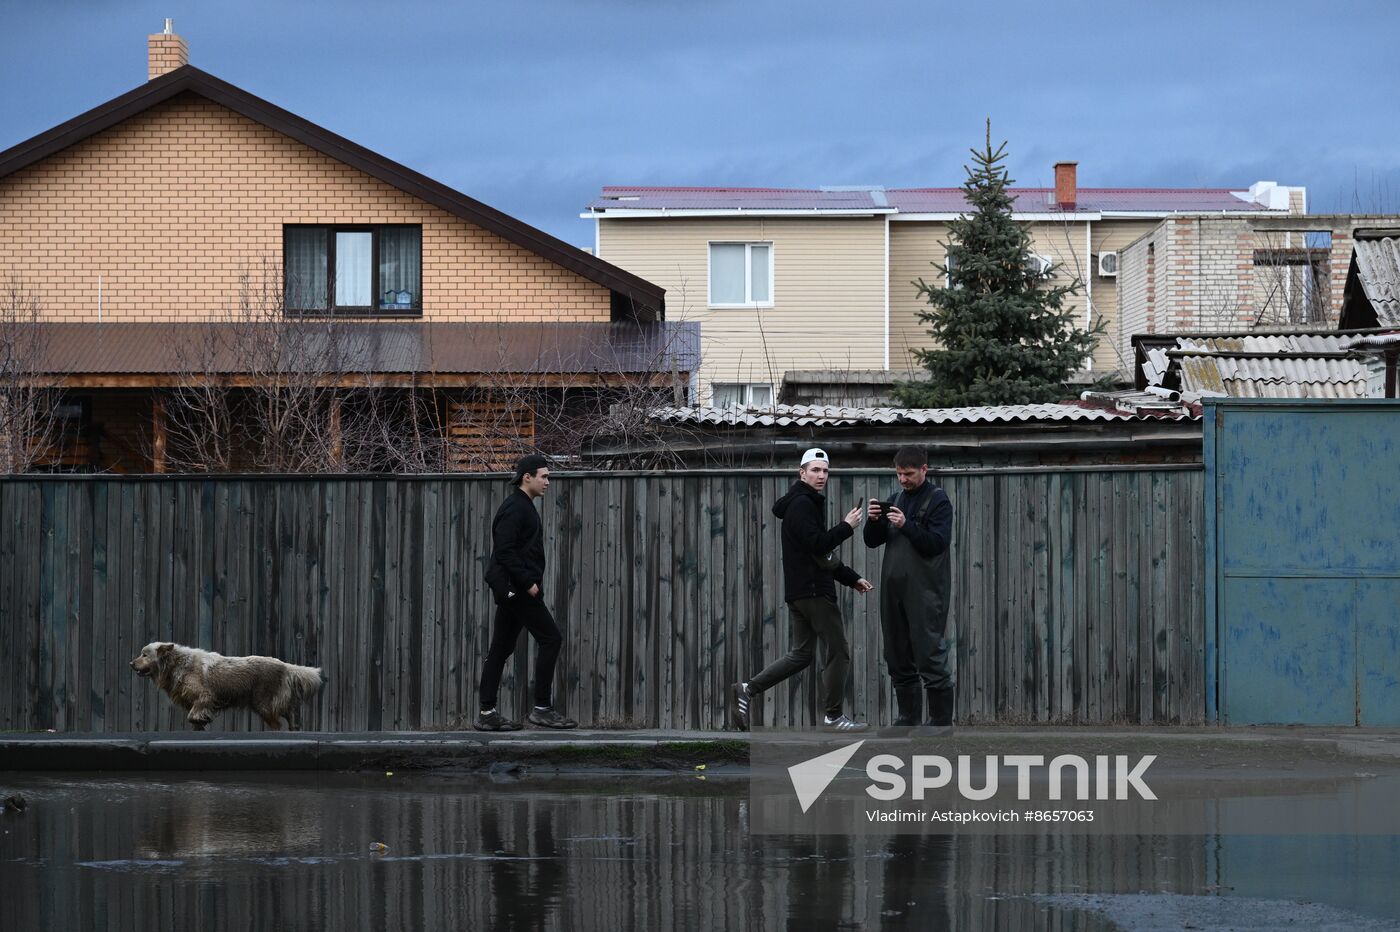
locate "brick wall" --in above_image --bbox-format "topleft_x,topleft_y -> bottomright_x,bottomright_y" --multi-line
0,95 -> 611,323
1160,217 -> 1256,331
1117,216 -> 1359,342
147,34 -> 188,79
1115,225 -> 1162,364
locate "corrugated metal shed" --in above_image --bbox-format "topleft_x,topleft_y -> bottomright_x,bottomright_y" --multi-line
650,400 -> 1197,427
1175,354 -> 1368,399
33,321 -> 700,375
1352,236 -> 1400,326
1142,332 -> 1376,399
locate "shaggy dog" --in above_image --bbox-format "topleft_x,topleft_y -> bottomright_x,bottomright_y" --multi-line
130,642 -> 324,730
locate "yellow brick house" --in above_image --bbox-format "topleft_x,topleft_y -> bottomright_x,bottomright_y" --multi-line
0,24 -> 688,472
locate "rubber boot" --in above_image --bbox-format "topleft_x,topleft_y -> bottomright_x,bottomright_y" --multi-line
926,687 -> 955,727
893,687 -> 922,726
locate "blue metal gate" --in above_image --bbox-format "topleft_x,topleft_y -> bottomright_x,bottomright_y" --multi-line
1206,399 -> 1400,725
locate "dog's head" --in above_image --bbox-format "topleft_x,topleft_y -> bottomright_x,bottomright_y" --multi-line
130,642 -> 175,678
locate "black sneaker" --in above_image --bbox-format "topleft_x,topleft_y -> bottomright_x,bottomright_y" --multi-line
821,714 -> 869,733
527,707 -> 577,729
474,709 -> 522,732
729,682 -> 751,732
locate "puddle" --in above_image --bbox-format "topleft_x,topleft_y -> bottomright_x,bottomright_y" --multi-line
1,771 -> 1397,929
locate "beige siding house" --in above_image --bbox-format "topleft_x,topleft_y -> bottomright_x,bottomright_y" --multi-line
598,217 -> 886,401
588,166 -> 1304,403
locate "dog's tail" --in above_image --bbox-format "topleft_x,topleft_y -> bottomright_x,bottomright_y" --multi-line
288,664 -> 325,703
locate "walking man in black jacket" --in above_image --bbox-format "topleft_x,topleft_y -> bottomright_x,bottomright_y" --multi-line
864,446 -> 955,727
729,448 -> 874,733
476,454 -> 576,731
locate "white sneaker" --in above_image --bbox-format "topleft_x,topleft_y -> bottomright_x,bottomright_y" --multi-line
729,682 -> 751,731
822,714 -> 869,732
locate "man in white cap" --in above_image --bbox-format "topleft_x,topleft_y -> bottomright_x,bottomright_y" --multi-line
729,447 -> 874,732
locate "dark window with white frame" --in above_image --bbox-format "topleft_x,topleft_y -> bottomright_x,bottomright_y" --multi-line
284,225 -> 422,314
709,242 -> 773,306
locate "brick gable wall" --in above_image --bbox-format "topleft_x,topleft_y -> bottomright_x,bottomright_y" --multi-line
0,94 -> 610,323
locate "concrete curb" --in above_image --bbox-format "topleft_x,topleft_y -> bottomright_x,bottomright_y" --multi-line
0,730 -> 751,772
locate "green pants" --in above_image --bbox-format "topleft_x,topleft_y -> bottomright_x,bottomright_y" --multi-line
748,596 -> 850,718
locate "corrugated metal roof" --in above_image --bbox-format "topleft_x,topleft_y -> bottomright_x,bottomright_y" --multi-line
1174,334 -> 1358,354
1149,331 -> 1373,399
781,369 -> 926,384
1176,354 -> 1369,399
1353,236 -> 1400,326
33,322 -> 700,375
590,186 -> 1269,214
650,401 -> 1197,427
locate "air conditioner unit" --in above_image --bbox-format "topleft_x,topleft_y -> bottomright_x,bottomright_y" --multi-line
1025,254 -> 1053,277
1097,251 -> 1119,277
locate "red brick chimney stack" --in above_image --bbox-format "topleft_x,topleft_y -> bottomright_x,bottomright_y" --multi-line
148,19 -> 188,80
1054,161 -> 1078,210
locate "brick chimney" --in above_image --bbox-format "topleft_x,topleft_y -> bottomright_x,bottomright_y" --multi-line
148,19 -> 188,80
1054,161 -> 1078,210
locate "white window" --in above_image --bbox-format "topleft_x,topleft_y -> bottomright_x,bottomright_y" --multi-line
711,382 -> 774,408
944,249 -> 959,289
709,242 -> 773,307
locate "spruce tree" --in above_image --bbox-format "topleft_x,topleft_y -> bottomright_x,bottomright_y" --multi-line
895,122 -> 1102,407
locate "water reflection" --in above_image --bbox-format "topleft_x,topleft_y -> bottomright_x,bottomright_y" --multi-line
0,772 -> 1396,930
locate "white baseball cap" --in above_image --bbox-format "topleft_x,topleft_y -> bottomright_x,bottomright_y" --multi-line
800,447 -> 829,467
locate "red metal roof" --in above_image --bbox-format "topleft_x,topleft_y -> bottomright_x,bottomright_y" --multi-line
592,186 -> 888,211
589,185 -> 1268,214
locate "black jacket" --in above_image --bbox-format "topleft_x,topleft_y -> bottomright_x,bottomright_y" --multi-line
773,480 -> 862,602
863,479 -> 953,557
484,489 -> 545,604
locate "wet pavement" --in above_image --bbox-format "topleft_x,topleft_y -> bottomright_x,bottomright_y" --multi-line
2,770 -> 1399,930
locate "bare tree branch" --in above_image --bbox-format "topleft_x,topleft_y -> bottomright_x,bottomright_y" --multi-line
0,277 -> 60,473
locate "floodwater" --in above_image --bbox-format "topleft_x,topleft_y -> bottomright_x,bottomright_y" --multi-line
2,771 -> 1399,931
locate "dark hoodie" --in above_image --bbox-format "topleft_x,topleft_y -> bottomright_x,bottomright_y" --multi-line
484,488 -> 545,605
772,479 -> 863,602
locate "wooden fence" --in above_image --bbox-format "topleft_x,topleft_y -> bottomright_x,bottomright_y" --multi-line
0,467 -> 1205,732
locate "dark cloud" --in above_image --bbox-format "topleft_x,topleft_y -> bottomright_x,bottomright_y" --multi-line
4,0 -> 1400,245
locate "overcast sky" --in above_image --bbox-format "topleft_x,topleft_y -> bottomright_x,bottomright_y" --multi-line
4,0 -> 1398,247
